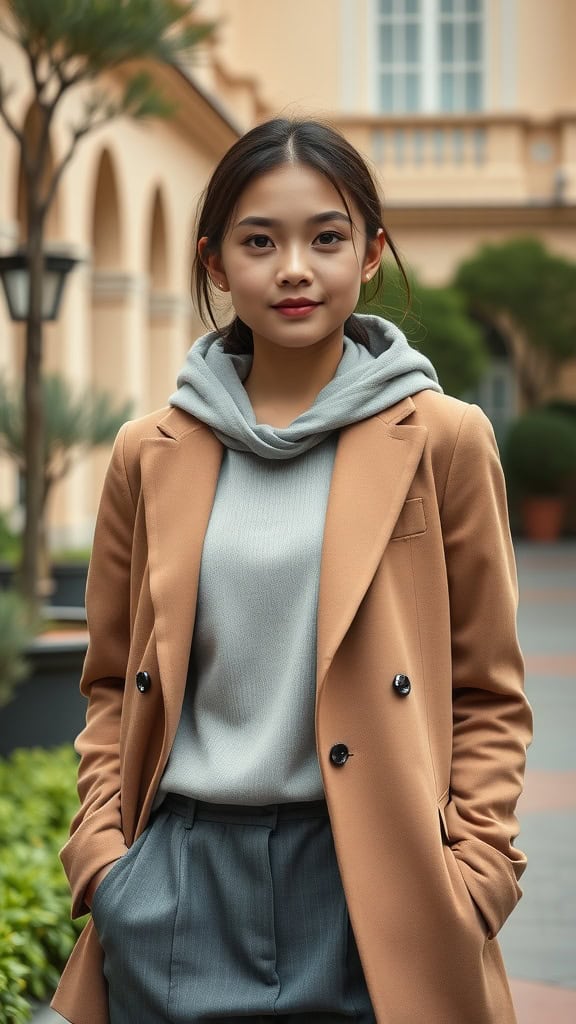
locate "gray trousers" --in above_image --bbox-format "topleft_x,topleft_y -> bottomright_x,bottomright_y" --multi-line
91,796 -> 376,1022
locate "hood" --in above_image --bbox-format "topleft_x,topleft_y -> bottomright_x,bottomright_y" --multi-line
169,314 -> 441,460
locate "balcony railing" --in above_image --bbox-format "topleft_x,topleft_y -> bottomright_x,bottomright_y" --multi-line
338,114 -> 576,206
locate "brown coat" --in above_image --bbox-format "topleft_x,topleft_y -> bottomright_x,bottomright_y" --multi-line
52,390 -> 532,1024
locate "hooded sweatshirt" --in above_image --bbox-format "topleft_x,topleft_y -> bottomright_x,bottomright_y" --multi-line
157,315 -> 441,805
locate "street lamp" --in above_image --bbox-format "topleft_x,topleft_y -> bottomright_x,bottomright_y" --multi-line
0,248 -> 79,322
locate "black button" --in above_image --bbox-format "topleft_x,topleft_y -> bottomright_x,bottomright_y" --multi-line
136,671 -> 151,693
392,673 -> 411,696
329,743 -> 350,767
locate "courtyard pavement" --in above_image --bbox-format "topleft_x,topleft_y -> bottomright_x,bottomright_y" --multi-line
33,541 -> 576,1024
501,541 -> 576,1023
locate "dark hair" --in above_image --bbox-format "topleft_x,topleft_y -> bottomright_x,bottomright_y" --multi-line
192,117 -> 409,353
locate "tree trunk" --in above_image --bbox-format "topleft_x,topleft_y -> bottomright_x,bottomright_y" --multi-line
18,213 -> 46,611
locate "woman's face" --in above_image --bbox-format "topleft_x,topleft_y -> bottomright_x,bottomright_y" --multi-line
201,162 -> 384,353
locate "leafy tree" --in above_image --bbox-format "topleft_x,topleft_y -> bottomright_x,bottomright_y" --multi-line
0,0 -> 214,610
454,237 -> 576,409
358,264 -> 488,397
0,374 -> 131,577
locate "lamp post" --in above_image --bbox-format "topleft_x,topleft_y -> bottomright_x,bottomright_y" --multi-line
0,248 -> 79,322
0,246 -> 79,606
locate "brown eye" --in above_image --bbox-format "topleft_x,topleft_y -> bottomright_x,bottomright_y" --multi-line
245,235 -> 272,248
316,231 -> 343,245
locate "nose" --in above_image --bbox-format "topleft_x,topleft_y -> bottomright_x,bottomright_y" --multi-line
275,244 -> 313,287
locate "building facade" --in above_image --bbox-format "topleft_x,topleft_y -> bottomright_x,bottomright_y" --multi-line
1,0 -> 575,548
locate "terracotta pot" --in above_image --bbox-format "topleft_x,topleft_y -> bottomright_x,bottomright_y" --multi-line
521,496 -> 566,542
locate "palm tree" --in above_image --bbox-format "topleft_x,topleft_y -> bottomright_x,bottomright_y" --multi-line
0,373 -> 132,583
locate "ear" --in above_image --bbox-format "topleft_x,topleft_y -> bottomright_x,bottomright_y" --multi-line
198,236 -> 230,292
362,228 -> 386,284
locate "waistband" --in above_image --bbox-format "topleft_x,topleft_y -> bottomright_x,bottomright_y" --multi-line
163,794 -> 329,828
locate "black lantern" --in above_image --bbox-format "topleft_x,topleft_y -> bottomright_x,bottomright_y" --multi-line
0,248 -> 79,322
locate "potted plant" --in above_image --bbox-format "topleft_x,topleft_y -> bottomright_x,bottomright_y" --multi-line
504,410 -> 576,541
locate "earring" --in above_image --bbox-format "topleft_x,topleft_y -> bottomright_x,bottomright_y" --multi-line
364,273 -> 372,282
213,279 -> 224,290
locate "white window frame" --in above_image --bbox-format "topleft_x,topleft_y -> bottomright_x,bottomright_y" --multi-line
369,0 -> 486,115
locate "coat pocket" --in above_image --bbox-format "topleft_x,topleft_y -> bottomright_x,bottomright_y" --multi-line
437,793 -> 489,940
390,497 -> 426,540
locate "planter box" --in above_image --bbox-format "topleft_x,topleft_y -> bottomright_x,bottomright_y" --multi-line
0,634 -> 88,756
0,562 -> 88,607
51,564 -> 88,607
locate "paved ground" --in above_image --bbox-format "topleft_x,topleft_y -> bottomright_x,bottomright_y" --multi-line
33,541 -> 576,1023
501,541 -> 576,1022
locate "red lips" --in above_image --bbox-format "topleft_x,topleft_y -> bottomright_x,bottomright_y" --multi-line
272,298 -> 320,308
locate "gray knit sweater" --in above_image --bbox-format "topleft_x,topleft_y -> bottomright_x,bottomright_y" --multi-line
157,316 -> 440,805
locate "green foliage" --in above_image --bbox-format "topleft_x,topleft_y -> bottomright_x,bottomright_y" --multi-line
454,237 -> 576,407
543,399 -> 576,423
0,745 -> 84,1022
504,411 -> 576,497
357,263 -> 488,397
455,237 -> 576,359
0,591 -> 34,708
0,373 -> 132,498
0,511 -> 20,562
2,0 -> 213,120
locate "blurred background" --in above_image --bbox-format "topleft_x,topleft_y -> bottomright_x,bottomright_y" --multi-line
0,2 -> 574,1022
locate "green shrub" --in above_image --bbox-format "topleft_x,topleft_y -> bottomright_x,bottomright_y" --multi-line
543,399 -> 576,423
0,746 -> 85,1022
0,592 -> 34,708
0,512 -> 20,563
504,411 -> 576,497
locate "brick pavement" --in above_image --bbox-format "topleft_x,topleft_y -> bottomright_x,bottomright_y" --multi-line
34,541 -> 576,1024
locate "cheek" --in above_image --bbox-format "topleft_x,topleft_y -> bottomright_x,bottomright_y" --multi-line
227,260 -> 266,294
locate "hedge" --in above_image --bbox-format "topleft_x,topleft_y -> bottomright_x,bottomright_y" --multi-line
0,746 -> 86,1023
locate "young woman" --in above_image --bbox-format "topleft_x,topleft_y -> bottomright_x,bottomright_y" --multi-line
53,118 -> 532,1024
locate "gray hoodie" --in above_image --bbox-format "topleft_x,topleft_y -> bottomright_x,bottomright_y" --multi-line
158,316 -> 441,806
170,314 -> 440,458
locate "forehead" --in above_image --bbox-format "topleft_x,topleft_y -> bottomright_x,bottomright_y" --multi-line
232,162 -> 359,222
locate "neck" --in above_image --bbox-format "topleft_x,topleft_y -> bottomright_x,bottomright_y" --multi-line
243,331 -> 344,424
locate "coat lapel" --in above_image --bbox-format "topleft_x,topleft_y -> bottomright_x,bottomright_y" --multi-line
316,399 -> 427,690
140,410 -> 223,740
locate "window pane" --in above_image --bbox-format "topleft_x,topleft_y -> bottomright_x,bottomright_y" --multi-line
433,129 -> 445,164
406,72 -> 420,111
405,0 -> 420,13
405,22 -> 420,62
379,73 -> 394,111
465,22 -> 481,61
379,24 -> 394,63
440,22 -> 454,61
466,0 -> 481,13
379,0 -> 393,13
440,72 -> 454,111
465,70 -> 482,110
441,0 -> 454,12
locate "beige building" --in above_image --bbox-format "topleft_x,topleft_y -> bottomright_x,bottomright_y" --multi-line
1,0 -> 575,549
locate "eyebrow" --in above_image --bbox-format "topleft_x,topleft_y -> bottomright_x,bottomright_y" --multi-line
233,210 -> 351,230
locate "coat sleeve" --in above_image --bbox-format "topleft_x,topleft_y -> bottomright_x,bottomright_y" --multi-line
440,403 -> 533,939
60,422 -> 135,918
